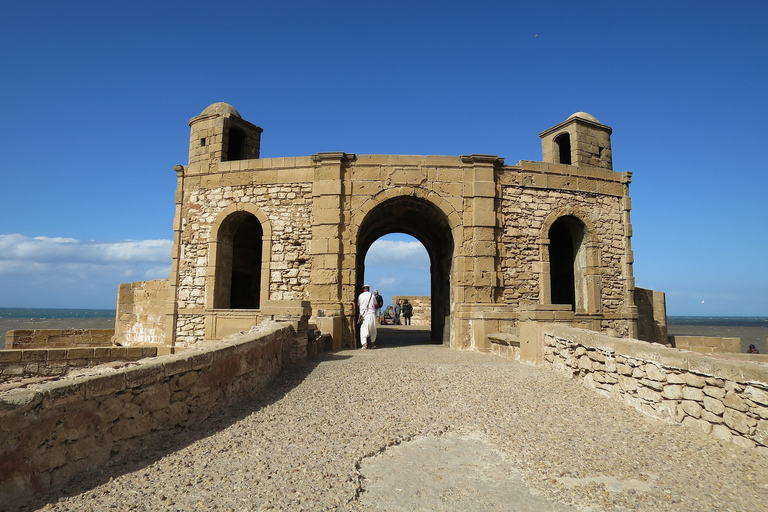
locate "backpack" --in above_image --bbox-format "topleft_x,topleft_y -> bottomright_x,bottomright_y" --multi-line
376,294 -> 383,308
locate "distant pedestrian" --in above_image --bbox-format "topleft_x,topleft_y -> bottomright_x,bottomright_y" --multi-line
393,300 -> 401,325
357,285 -> 377,349
748,344 -> 759,354
374,289 -> 384,325
402,299 -> 413,326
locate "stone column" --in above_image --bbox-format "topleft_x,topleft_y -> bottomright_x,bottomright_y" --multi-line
454,155 -> 502,351
165,164 -> 185,346
308,153 -> 354,348
621,171 -> 639,338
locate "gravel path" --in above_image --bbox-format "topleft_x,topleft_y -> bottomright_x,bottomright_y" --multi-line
26,328 -> 768,511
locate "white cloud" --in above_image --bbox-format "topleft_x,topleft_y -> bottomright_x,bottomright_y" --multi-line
365,240 -> 429,268
0,234 -> 172,266
0,234 -> 173,308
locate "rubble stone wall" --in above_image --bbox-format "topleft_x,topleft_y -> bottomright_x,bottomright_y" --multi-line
542,323 -> 768,450
0,323 -> 294,510
391,296 -> 431,326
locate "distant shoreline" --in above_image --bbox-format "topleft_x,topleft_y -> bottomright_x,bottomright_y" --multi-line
1,310 -> 765,353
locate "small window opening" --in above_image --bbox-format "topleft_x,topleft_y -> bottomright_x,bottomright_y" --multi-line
227,127 -> 245,161
554,133 -> 572,165
200,137 -> 206,147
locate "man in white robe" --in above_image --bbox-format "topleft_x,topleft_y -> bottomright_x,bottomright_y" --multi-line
357,284 -> 377,349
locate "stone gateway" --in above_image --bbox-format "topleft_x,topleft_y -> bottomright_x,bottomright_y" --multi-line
117,103 -> 664,351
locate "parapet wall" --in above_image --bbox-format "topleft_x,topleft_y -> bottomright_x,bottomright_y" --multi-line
6,329 -> 115,350
670,335 -> 741,353
541,323 -> 768,450
0,322 -> 295,511
0,346 -> 165,384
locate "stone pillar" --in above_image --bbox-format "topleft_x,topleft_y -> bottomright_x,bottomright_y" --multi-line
621,171 -> 639,338
166,164 -> 185,346
308,152 -> 355,348
453,155 -> 502,349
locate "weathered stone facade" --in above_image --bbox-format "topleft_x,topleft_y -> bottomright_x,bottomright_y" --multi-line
120,104 -> 647,350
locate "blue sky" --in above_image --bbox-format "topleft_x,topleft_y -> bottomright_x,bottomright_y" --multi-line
0,1 -> 766,316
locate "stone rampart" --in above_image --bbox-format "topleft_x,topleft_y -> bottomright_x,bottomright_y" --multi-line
0,322 -> 295,510
6,329 -> 115,350
0,346 -> 167,384
670,335 -> 741,353
541,323 -> 768,450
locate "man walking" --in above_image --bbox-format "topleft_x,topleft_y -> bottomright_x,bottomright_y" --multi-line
373,289 -> 384,324
357,284 -> 377,349
393,300 -> 401,325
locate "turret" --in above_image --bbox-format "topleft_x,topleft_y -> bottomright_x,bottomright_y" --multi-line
539,112 -> 612,170
187,102 -> 263,173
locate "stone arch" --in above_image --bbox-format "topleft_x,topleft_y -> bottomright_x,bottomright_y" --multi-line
207,203 -> 272,309
538,208 -> 600,313
352,188 -> 460,344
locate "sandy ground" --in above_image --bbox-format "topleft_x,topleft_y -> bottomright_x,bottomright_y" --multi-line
19,327 -> 768,512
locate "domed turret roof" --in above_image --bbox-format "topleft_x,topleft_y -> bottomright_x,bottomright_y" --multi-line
568,112 -> 600,123
200,102 -> 241,118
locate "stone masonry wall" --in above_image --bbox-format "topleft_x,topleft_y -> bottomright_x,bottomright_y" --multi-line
0,322 -> 295,510
0,346 -> 162,384
391,296 -> 431,326
115,279 -> 170,346
542,323 -> 768,451
174,171 -> 313,341
500,186 -> 625,318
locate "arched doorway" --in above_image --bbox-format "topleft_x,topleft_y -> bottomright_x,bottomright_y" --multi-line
356,196 -> 454,344
213,211 -> 263,309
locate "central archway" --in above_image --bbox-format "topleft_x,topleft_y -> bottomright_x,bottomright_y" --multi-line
356,195 -> 454,344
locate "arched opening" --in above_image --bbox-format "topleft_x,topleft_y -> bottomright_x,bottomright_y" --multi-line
548,215 -> 585,311
356,196 -> 454,344
214,212 -> 263,309
226,127 -> 245,161
364,233 -> 429,327
554,133 -> 572,165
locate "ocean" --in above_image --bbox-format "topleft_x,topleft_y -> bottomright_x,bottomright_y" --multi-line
1,309 -> 766,353
0,308 -> 116,350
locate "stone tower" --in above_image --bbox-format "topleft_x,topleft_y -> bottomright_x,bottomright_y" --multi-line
187,102 -> 263,172
539,112 -> 613,170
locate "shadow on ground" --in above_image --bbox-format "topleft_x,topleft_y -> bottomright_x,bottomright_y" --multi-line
372,326 -> 435,348
22,352 -> 351,511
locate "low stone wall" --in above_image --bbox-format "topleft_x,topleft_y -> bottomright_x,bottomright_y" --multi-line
0,322 -> 295,510
0,346 -> 168,384
392,296 -> 430,326
670,335 -> 741,353
542,323 -> 768,450
6,329 -> 115,350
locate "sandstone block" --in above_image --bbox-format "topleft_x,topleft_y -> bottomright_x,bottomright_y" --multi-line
637,385 -> 661,402
111,416 -> 152,441
661,385 -> 683,400
681,387 -> 704,402
723,391 -> 749,412
744,386 -> 768,406
703,386 -> 726,400
754,419 -> 768,447
640,378 -> 664,391
712,424 -> 733,441
680,400 -> 702,419
644,364 -> 667,382
703,395 -> 726,416
724,408 -> 755,435
701,410 -> 724,424
683,373 -> 706,388
618,375 -> 638,392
